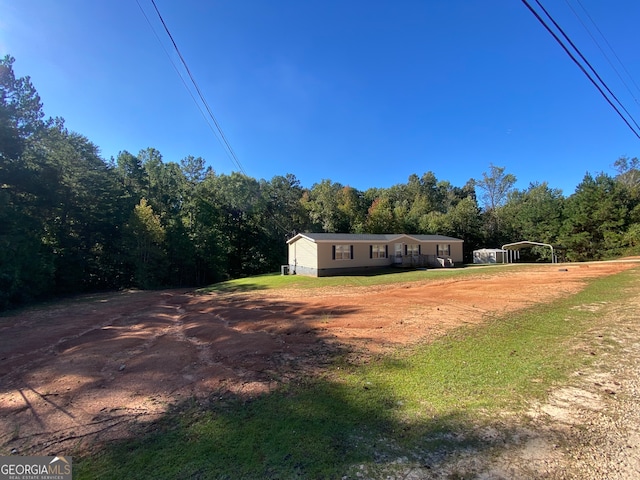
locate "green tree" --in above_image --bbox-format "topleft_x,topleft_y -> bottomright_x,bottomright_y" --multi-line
0,56 -> 53,305
622,223 -> 640,253
180,155 -> 211,185
560,173 -> 627,261
206,172 -> 269,277
115,150 -> 148,205
365,197 -> 397,233
264,174 -> 307,235
128,198 -> 166,288
337,185 -> 367,232
192,170 -> 227,282
302,179 -> 351,232
503,183 -> 564,242
32,124 -> 127,291
475,164 -> 517,244
614,156 -> 640,193
476,164 -> 517,211
613,156 -> 640,255
0,55 -> 45,162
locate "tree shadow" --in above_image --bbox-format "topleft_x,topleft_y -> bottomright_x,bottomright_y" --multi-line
0,290 -> 359,455
74,374 -> 524,479
1,288 -> 550,478
199,281 -> 269,294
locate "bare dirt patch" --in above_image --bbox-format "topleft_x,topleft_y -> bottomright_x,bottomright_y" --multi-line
0,262 -> 636,458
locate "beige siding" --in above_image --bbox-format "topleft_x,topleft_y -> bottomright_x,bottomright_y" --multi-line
288,234 -> 465,276
414,240 -> 463,263
449,241 -> 463,263
316,242 -> 334,270
288,236 -> 317,270
418,242 -> 436,257
317,242 -> 391,270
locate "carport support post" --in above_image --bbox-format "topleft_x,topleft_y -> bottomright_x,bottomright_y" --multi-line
502,241 -> 555,264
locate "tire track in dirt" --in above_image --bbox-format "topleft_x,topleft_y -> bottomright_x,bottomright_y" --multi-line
1,262 -> 638,457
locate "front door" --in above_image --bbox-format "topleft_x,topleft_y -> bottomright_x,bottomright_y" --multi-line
394,243 -> 403,264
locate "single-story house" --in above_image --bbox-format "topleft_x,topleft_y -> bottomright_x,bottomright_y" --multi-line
286,233 -> 464,277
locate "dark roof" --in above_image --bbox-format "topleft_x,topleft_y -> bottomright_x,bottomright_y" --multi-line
287,233 -> 463,244
413,234 -> 464,242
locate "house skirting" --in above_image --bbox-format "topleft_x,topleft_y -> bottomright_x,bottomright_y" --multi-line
289,264 -> 394,277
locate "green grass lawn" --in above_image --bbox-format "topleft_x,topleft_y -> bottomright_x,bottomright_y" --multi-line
76,266 -> 639,479
198,264 -> 526,293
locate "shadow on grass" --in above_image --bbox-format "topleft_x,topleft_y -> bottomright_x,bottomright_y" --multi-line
199,281 -> 269,294
321,265 -> 469,278
70,267 -> 640,478
197,265 -> 478,295
75,375 -> 514,479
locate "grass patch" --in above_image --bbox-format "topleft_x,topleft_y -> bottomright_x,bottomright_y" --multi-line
76,267 -> 639,479
197,264 -> 530,293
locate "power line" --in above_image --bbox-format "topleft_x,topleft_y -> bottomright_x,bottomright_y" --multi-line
532,0 -> 640,133
140,0 -> 248,176
137,0 -> 294,236
135,0 -> 231,161
521,0 -> 640,140
529,0 -> 640,136
568,0 -> 640,105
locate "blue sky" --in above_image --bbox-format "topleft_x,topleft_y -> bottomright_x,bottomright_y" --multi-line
1,0 -> 639,196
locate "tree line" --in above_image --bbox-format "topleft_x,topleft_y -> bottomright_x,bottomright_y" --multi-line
1,55 -> 639,309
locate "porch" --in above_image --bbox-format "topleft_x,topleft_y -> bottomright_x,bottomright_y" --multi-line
393,254 -> 454,268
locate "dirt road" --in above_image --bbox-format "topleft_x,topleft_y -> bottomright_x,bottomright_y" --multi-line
0,262 -> 637,470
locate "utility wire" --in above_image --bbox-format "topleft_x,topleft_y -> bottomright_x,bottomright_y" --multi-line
521,0 -> 640,140
569,0 -> 640,105
135,0 -> 231,161
137,0 -> 294,236
533,0 -> 640,132
146,0 -> 247,176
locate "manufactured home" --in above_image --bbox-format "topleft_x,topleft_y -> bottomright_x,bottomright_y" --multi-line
286,233 -> 464,277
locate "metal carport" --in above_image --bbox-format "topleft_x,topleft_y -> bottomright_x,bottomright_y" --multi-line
501,241 -> 557,263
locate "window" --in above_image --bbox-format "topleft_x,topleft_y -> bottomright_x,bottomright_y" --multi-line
407,244 -> 420,256
370,244 -> 387,259
437,244 -> 450,256
333,244 -> 352,260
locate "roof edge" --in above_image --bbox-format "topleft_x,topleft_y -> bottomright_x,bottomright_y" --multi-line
287,233 -> 464,244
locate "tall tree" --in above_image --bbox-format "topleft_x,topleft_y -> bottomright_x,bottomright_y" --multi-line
0,55 -> 45,162
475,164 -> 517,243
115,150 -> 148,204
207,172 -> 268,277
365,197 -> 397,233
336,186 -> 366,233
128,198 -> 166,288
180,155 -> 210,185
302,180 -> 351,232
476,164 -> 517,211
503,182 -> 564,242
614,156 -> 640,193
560,173 -> 627,261
1,56 -> 51,306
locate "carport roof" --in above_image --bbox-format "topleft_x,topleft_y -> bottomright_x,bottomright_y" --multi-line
502,241 -> 554,250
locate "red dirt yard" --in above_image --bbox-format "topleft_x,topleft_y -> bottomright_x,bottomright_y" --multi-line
0,262 -> 636,455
